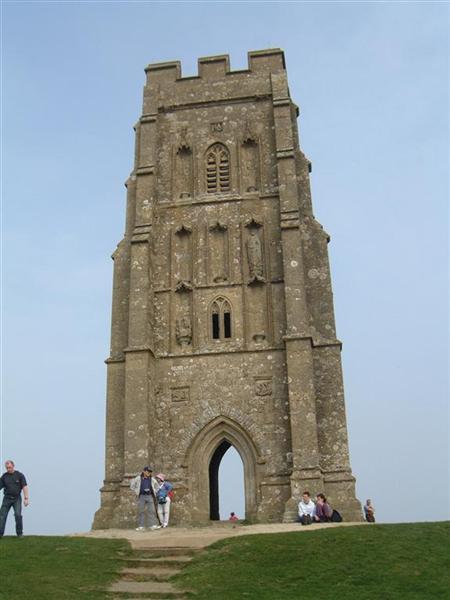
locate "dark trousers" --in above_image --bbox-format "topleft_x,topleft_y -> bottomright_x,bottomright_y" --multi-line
0,496 -> 23,536
297,514 -> 313,525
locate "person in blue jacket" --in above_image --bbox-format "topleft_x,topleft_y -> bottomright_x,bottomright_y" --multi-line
155,473 -> 173,528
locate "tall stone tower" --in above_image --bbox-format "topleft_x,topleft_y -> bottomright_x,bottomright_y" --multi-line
93,49 -> 361,528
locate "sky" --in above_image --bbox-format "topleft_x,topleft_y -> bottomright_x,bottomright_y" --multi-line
1,1 -> 448,535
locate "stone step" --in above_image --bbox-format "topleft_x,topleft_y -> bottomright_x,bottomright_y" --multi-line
121,556 -> 193,568
120,566 -> 182,581
109,597 -> 187,600
132,546 -> 201,557
109,580 -> 185,596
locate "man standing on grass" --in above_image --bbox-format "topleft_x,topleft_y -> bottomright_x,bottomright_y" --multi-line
0,460 -> 29,537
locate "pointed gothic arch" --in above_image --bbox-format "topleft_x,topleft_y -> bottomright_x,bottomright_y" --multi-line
186,415 -> 260,523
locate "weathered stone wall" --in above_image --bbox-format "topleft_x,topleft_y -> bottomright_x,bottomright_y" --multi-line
93,49 -> 361,530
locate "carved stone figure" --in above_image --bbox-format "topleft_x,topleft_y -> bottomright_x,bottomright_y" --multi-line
246,229 -> 265,283
175,315 -> 192,346
175,280 -> 193,293
178,127 -> 190,152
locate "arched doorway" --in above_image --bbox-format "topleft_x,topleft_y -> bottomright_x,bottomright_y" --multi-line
209,442 -> 245,520
186,416 -> 260,523
209,440 -> 230,520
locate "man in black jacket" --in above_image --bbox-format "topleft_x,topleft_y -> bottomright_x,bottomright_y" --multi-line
0,460 -> 29,537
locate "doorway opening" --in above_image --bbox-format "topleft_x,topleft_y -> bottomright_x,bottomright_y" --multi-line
209,441 -> 245,521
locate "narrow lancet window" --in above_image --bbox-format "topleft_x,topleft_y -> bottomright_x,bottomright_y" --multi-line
206,143 -> 230,193
210,297 -> 232,341
223,310 -> 231,339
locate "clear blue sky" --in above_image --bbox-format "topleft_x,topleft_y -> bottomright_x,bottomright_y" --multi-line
2,1 -> 448,534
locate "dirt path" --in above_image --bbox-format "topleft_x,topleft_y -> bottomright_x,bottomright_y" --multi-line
72,521 -> 365,550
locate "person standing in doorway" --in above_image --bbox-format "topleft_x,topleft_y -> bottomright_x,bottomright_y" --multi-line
130,466 -> 160,531
0,460 -> 29,537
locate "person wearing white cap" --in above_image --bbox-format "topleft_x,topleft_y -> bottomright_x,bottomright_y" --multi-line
155,473 -> 173,528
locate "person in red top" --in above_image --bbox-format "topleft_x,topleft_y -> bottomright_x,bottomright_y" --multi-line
229,512 -> 239,522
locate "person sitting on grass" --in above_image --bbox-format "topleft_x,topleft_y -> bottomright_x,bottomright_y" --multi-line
314,493 -> 333,522
229,512 -> 239,522
297,491 -> 315,525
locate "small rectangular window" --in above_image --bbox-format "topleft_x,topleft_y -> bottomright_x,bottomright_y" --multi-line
223,312 -> 231,338
212,313 -> 220,339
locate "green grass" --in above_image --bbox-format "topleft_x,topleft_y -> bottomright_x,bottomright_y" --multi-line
0,536 -> 131,599
1,524 -> 448,599
175,522 -> 450,600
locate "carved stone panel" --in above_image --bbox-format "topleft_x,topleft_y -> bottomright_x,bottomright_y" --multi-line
255,377 -> 272,397
210,121 -> 224,133
171,386 -> 190,402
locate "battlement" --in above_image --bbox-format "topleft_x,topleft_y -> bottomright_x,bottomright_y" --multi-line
144,48 -> 285,85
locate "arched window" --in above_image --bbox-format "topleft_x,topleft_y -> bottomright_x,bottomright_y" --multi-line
206,143 -> 230,193
211,297 -> 232,340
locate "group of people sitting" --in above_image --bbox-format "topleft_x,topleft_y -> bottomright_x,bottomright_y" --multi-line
298,491 -> 376,525
297,491 -> 342,525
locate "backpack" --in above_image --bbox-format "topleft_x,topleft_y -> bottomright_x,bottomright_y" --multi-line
330,509 -> 343,522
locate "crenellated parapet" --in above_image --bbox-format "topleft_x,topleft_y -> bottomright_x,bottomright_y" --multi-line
144,48 -> 285,84
141,49 -> 293,117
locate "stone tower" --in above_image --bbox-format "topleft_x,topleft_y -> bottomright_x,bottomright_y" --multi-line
93,49 -> 361,528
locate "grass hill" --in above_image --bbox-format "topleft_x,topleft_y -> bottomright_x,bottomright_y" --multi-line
175,522 -> 450,599
0,522 -> 448,599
